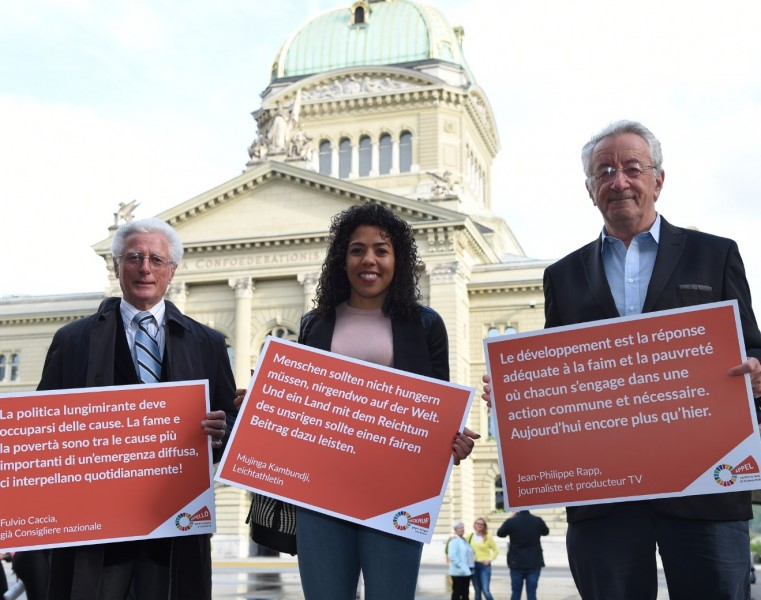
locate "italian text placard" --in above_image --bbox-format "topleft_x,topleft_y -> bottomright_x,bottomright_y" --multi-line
0,381 -> 215,551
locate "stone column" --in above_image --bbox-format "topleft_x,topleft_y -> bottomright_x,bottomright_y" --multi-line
350,142 -> 359,179
165,281 -> 188,313
370,140 -> 379,176
228,277 -> 254,387
331,145 -> 339,178
427,258 -> 476,530
390,137 -> 400,174
298,272 -> 320,313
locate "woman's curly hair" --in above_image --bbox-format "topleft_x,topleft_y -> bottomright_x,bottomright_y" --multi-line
313,203 -> 421,319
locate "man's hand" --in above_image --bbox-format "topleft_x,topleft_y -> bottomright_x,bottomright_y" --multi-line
202,410 -> 227,448
481,374 -> 493,408
728,357 -> 761,398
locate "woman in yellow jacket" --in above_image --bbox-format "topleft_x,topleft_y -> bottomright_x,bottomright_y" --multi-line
469,517 -> 498,600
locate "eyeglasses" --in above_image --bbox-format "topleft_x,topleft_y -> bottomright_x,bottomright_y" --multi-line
117,252 -> 174,269
593,164 -> 656,183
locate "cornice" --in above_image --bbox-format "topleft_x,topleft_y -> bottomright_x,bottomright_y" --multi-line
463,88 -> 499,156
1,313 -> 88,326
300,87 -> 466,120
468,283 -> 544,295
262,66 -> 446,109
182,233 -> 330,255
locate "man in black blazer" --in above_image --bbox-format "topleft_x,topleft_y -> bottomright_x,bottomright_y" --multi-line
543,120 -> 761,599
497,510 -> 549,600
23,217 -> 237,599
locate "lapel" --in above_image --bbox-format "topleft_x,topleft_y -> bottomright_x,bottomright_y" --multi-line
303,310 -> 335,352
86,298 -> 120,387
391,315 -> 427,374
113,311 -> 140,384
579,238 -> 619,319
642,217 -> 685,313
163,300 -> 193,382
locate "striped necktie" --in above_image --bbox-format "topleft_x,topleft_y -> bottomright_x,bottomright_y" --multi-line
133,311 -> 162,383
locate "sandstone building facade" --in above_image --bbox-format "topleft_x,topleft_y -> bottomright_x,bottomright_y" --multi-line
0,0 -> 567,558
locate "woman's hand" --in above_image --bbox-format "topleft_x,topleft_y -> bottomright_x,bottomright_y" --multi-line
452,427 -> 481,465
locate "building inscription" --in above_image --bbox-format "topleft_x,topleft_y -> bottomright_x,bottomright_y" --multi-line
185,250 -> 323,272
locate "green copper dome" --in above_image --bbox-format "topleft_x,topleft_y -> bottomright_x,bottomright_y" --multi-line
271,0 -> 474,83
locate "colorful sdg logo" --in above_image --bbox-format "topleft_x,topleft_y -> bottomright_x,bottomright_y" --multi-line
393,511 -> 413,531
713,464 -> 737,487
175,512 -> 193,531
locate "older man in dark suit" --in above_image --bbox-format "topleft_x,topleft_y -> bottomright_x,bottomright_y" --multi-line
541,120 -> 761,599
25,217 -> 237,599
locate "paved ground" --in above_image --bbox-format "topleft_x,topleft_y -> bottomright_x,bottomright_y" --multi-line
4,556 -> 759,599
209,559 -> 662,599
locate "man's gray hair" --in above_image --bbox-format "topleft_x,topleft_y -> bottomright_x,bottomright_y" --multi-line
581,120 -> 664,181
111,217 -> 184,264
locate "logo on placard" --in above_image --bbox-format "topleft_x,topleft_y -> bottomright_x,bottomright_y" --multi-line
175,506 -> 213,532
175,512 -> 193,531
713,464 -> 737,487
713,457 -> 761,487
392,510 -> 431,535
393,511 -> 412,530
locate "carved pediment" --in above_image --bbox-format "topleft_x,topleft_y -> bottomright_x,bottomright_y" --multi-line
92,162 -> 470,260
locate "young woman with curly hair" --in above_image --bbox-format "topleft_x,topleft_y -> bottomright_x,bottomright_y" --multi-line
296,202 -> 479,600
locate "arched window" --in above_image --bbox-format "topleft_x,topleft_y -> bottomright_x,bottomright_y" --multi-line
379,133 -> 392,175
399,131 -> 412,172
358,135 -> 372,176
270,326 -> 296,340
319,140 -> 332,175
354,6 -> 365,23
486,327 -> 501,338
10,354 -> 19,382
0,355 -> 6,381
495,476 -> 504,510
339,137 -> 352,179
259,326 -> 298,353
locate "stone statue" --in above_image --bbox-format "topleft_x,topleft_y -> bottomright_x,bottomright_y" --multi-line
265,90 -> 302,154
113,200 -> 139,226
427,170 -> 459,198
266,105 -> 290,153
247,133 -> 268,163
288,126 -> 312,159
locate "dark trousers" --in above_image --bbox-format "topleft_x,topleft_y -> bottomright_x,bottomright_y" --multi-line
45,540 -> 171,600
97,542 -> 170,600
451,575 -> 471,600
510,568 -> 540,600
12,551 -> 50,600
567,502 -> 750,600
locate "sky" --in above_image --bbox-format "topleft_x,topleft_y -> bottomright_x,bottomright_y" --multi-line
2,0 -> 761,304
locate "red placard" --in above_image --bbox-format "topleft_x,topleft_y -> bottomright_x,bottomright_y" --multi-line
484,301 -> 761,510
0,381 -> 215,551
216,338 -> 474,543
